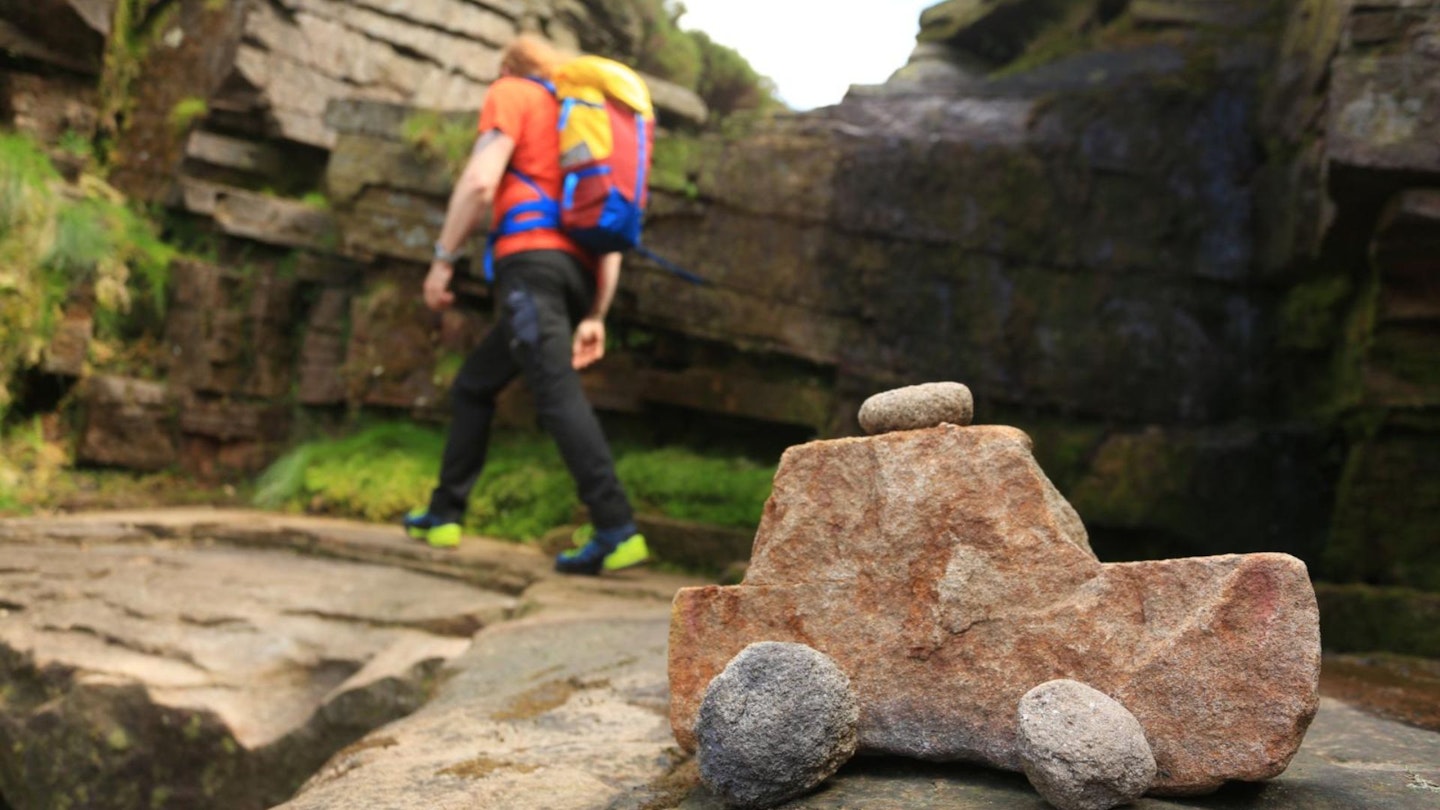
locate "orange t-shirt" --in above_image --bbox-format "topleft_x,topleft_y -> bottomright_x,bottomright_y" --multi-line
479,77 -> 594,268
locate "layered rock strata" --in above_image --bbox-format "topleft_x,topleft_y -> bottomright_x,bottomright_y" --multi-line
668,424 -> 1322,795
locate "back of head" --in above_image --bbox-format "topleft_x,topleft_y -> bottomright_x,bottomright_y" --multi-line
501,34 -> 566,80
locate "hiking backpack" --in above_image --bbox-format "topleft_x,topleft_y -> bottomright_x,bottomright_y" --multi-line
486,56 -> 703,285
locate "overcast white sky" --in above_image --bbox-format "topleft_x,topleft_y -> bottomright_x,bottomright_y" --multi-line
676,1 -> 937,111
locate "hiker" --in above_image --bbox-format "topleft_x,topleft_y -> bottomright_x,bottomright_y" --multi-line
404,34 -> 648,576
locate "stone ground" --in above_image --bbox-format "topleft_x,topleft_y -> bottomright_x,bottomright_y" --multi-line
1,509 -> 1437,809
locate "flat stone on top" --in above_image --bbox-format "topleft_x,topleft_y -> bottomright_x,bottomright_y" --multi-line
858,382 -> 974,434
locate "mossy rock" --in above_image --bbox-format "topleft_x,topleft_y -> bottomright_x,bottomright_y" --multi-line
1325,426 -> 1440,591
651,133 -> 724,197
1365,323 -> 1440,407
1068,427 -> 1196,531
1315,582 -> 1440,657
1278,272 -> 1353,352
1067,425 -> 1336,564
920,0 -> 1080,65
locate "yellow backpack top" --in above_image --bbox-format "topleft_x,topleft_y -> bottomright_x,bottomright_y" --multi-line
551,56 -> 654,167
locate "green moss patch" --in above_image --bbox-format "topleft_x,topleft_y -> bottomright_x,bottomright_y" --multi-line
1068,428 -> 1196,530
400,111 -> 475,175
0,133 -> 176,414
650,134 -> 721,197
167,97 -> 208,135
1279,273 -> 1353,351
252,422 -> 776,543
1325,428 -> 1440,591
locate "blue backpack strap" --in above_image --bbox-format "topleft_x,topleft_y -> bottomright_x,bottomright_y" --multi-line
507,168 -> 548,199
561,165 -> 611,212
479,77 -> 561,282
523,76 -> 556,96
633,244 -> 706,286
484,168 -> 560,282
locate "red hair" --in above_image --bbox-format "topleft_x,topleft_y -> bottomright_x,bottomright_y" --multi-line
501,34 -> 566,80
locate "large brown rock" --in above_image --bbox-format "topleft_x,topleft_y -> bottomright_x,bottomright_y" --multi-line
164,258 -> 299,399
76,376 -> 177,471
668,425 -> 1321,796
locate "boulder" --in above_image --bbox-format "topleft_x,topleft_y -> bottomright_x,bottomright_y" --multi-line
858,382 -> 974,434
184,129 -> 288,176
696,642 -> 859,809
668,424 -> 1321,796
643,71 -> 709,128
177,398 -> 291,477
1016,680 -> 1156,810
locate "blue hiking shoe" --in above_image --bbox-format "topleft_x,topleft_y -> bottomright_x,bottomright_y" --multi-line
556,524 -> 649,575
571,524 -> 651,571
403,509 -> 462,549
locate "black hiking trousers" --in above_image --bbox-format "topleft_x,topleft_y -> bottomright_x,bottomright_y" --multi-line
426,249 -> 634,531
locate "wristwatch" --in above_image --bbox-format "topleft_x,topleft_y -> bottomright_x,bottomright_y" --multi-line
433,241 -> 464,264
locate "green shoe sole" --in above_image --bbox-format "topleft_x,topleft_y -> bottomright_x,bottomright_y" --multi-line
568,526 -> 649,570
603,533 -> 649,571
426,523 -> 462,549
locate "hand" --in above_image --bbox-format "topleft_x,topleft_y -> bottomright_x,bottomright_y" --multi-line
572,317 -> 606,370
423,262 -> 456,311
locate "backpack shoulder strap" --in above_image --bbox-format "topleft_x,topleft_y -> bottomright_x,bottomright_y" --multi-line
522,75 -> 557,96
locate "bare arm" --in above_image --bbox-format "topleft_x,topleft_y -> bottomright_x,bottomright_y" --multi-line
423,130 -> 516,311
589,252 -> 621,320
572,252 -> 622,369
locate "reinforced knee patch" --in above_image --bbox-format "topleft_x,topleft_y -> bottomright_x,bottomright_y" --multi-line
504,287 -> 541,351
